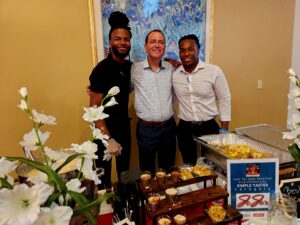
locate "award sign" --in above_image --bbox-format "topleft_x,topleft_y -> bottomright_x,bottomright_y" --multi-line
227,159 -> 279,220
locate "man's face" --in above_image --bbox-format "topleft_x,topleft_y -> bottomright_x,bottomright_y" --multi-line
109,28 -> 131,58
179,39 -> 199,67
144,31 -> 166,60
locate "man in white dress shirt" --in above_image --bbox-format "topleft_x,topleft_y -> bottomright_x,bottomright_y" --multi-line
131,29 -> 176,173
172,34 -> 231,165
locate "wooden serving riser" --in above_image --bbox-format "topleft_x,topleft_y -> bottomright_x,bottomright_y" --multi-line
144,185 -> 229,218
138,173 -> 243,225
138,174 -> 218,195
187,205 -> 243,225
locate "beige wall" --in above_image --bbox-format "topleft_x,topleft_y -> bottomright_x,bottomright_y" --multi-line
0,1 -> 295,173
213,0 -> 295,129
0,0 -> 93,157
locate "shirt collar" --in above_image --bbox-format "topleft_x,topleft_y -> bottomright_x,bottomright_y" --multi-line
178,60 -> 206,74
142,58 -> 167,70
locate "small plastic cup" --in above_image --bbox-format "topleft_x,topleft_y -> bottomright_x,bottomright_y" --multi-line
170,166 -> 181,182
140,171 -> 151,188
147,193 -> 160,211
173,213 -> 187,225
165,187 -> 177,205
156,169 -> 166,185
157,215 -> 172,225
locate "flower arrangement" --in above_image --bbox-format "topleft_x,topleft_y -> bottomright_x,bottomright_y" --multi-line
283,68 -> 300,165
0,86 -> 120,225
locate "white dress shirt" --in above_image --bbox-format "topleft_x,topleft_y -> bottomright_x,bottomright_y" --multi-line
172,60 -> 231,122
131,59 -> 174,122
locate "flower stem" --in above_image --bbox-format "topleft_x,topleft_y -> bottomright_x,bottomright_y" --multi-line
24,99 -> 49,166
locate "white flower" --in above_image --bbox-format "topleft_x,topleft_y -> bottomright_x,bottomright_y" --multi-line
71,141 -> 98,159
34,205 -> 73,225
66,178 -> 86,193
0,157 -> 17,178
103,150 -> 112,161
18,99 -> 28,111
108,86 -> 120,96
44,147 -> 69,162
0,183 -> 53,225
82,105 -> 109,122
27,171 -> 48,185
288,112 -> 300,129
58,195 -> 65,206
0,157 -> 17,186
294,98 -> 300,110
104,97 -> 118,107
283,128 -> 300,139
78,159 -> 101,184
65,178 -> 86,202
290,75 -> 298,85
20,128 -> 50,152
289,68 -> 296,76
90,125 -> 109,144
32,109 -> 57,125
288,89 -> 300,99
295,138 -> 300,149
19,87 -> 28,98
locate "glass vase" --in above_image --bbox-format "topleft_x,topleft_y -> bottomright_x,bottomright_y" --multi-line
267,193 -> 297,225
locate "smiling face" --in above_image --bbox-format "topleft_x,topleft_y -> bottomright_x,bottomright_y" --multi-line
144,31 -> 166,60
109,28 -> 131,59
179,39 -> 199,72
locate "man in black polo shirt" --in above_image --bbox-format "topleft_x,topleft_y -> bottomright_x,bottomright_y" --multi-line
89,11 -> 132,189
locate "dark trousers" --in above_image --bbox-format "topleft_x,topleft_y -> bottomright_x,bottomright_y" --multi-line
95,119 -> 131,189
136,118 -> 176,174
177,118 -> 219,165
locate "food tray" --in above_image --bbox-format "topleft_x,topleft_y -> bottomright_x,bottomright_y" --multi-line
195,133 -> 294,170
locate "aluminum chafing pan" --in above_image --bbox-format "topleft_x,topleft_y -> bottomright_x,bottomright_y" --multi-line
194,133 -> 295,171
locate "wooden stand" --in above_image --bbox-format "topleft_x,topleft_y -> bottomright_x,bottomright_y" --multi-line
138,173 -> 242,225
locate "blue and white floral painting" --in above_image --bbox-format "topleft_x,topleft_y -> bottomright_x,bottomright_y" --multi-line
100,0 -> 209,62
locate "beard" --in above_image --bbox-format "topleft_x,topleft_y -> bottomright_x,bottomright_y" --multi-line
111,46 -> 130,59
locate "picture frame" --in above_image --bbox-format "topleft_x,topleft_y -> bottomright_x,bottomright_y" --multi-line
89,0 -> 213,64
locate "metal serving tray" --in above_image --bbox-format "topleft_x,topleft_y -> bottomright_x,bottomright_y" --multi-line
195,133 -> 294,171
235,124 -> 294,152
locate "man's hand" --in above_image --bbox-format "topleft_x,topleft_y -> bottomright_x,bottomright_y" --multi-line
106,138 -> 122,156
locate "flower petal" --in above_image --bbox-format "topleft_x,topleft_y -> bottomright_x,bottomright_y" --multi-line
19,87 -> 28,98
107,86 -> 120,96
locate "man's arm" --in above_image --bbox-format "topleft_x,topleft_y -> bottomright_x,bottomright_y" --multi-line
214,67 -> 231,132
89,91 -> 111,138
89,89 -> 122,157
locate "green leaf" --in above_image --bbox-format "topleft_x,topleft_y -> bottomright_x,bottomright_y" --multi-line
44,192 -> 61,207
54,153 -> 85,174
7,157 -> 47,173
288,144 -> 300,164
72,192 -> 114,215
68,190 -> 98,225
0,177 -> 13,189
6,157 -> 67,193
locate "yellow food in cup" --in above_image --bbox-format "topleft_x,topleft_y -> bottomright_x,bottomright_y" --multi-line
207,205 -> 226,222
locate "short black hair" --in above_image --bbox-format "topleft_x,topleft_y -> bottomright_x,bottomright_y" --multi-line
145,29 -> 165,44
178,34 -> 200,48
108,11 -> 132,39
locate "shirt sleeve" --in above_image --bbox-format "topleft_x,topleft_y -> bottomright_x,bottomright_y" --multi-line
214,66 -> 231,121
89,63 -> 110,94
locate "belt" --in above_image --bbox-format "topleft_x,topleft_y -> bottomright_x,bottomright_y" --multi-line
181,118 -> 215,126
137,117 -> 173,127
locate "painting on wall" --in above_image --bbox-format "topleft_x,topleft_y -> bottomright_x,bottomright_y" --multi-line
91,0 -> 212,63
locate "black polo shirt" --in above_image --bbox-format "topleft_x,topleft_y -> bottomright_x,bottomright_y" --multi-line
89,54 -> 132,121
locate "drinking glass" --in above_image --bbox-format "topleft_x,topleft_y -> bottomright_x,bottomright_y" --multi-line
267,193 -> 297,225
